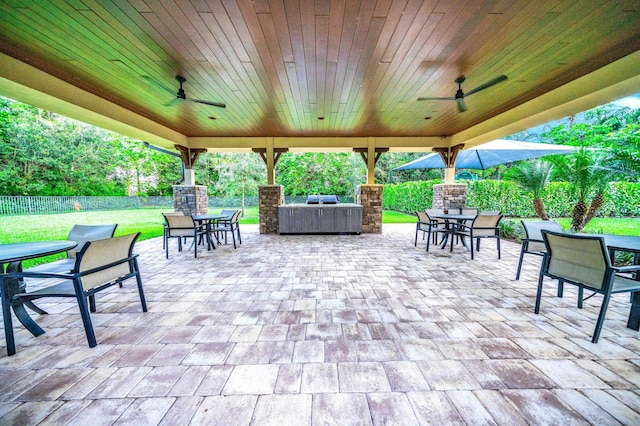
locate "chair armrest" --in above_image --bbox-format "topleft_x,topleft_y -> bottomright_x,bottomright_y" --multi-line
614,264 -> 640,273
4,271 -> 74,280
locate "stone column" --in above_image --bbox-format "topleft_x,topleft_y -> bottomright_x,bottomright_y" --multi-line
432,183 -> 467,212
259,185 -> 284,234
172,185 -> 208,215
357,184 -> 383,233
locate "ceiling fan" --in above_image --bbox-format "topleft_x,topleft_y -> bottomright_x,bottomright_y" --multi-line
417,74 -> 507,113
167,75 -> 226,108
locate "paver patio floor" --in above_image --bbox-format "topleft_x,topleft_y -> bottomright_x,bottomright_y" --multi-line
1,224 -> 639,425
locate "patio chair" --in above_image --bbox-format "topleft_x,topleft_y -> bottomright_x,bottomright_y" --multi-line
212,210 -> 241,249
515,220 -> 563,280
535,230 -> 640,343
27,224 -> 118,274
419,210 -> 449,251
453,213 -> 503,259
163,214 -> 211,258
2,233 -> 146,354
162,212 -> 184,249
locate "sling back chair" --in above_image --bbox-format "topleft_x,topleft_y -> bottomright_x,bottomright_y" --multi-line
163,213 -> 211,258
453,213 -> 503,259
535,230 -> 640,343
1,233 -> 146,355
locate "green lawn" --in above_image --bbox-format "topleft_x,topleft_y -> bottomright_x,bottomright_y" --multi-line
1,208 -> 637,267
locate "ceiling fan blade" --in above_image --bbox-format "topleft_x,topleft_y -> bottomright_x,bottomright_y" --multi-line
456,98 -> 468,113
417,96 -> 456,101
465,75 -> 508,96
187,98 -> 226,108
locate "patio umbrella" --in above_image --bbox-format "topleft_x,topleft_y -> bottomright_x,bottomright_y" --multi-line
392,139 -> 576,172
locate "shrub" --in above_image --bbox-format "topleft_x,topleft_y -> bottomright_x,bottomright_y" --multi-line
383,180 -> 640,218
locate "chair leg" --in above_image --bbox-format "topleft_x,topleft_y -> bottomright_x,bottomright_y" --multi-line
592,292 -> 612,343
231,229 -> 237,249
75,290 -> 97,348
236,225 -> 242,244
534,275 -> 545,314
415,224 -> 419,246
557,280 -> 564,297
515,246 -> 526,280
426,229 -> 431,252
577,285 -> 584,309
133,259 -> 148,312
165,235 -> 169,259
89,295 -> 96,313
497,236 -> 501,259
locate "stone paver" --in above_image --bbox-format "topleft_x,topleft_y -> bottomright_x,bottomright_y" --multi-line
1,224 -> 639,424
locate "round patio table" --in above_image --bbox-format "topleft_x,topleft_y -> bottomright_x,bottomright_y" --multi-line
1,240 -> 77,355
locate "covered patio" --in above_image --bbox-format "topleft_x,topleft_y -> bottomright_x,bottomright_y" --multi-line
1,224 -> 639,424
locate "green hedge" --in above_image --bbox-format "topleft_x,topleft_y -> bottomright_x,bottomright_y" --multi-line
383,180 -> 640,217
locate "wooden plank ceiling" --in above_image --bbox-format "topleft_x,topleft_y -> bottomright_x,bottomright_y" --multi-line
1,0 -> 639,140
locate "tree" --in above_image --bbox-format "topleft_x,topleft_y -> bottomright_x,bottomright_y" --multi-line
210,153 -> 266,216
505,159 -> 553,220
551,147 -> 617,232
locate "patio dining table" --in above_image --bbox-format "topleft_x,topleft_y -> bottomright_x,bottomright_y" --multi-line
432,213 -> 476,251
0,240 -> 77,355
192,214 -> 231,248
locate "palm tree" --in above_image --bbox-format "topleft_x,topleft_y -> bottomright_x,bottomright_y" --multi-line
552,147 -> 616,232
507,159 -> 553,220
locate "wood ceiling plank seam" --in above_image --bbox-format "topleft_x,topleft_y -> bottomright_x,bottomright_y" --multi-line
502,19 -> 639,110
252,0 -> 271,14
338,0 -> 377,106
375,5 -> 472,108
82,0 -> 166,62
326,0 -> 346,63
112,0 -> 182,70
267,0 -> 294,63
178,4 -> 258,108
496,1 -> 622,91
379,0 -> 423,63
383,0 -> 489,99
342,18 -> 389,119
324,61 -> 338,118
234,1 -> 288,108
475,0 -> 600,81
135,10 -> 250,131
202,0 -> 251,63
77,10 -> 170,88
462,0 -> 557,69
373,0 -> 393,18
282,56 -> 305,128
394,13 -> 507,106
153,0 -> 207,62
315,14 -> 330,117
17,2 -> 124,65
257,12 -> 302,130
329,0 -> 362,112
283,0 -> 311,115
0,7 -> 153,113
197,13 -> 259,102
240,61 -> 280,117
372,12 -> 446,112
300,0 -> 318,106
349,0 -> 408,114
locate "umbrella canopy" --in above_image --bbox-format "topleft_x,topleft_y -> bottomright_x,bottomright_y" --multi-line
393,139 -> 576,171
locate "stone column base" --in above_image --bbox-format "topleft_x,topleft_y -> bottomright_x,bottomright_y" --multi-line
357,184 -> 383,233
432,184 -> 467,212
259,185 -> 284,234
172,185 -> 208,215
